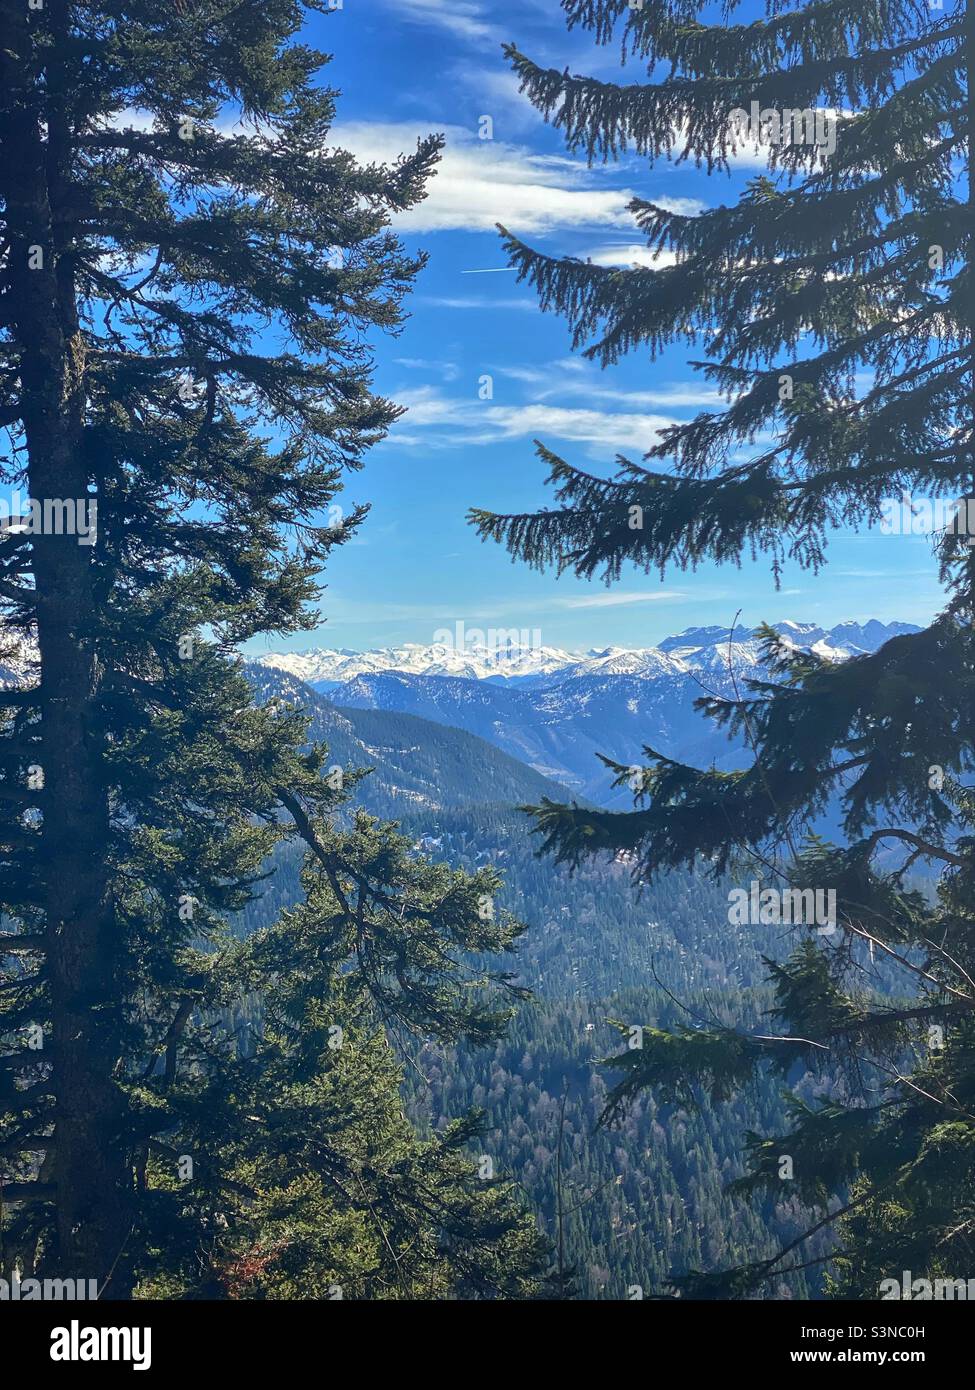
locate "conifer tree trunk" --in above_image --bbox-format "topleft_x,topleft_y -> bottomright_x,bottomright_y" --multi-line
0,0 -> 129,1290
1,0 -> 540,1304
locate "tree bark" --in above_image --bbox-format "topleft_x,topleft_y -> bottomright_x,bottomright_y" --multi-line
0,0 -> 131,1293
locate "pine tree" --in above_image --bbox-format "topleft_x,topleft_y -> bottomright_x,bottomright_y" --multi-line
471,0 -> 975,1297
127,787 -> 549,1300
0,1 -> 546,1298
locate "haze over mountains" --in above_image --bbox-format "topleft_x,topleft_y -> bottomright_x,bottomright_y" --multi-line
252,620 -> 919,805
0,620 -> 921,807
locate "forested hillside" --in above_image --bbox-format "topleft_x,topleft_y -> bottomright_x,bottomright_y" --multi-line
411,998 -> 829,1300
235,670 -> 896,1297
245,665 -> 575,817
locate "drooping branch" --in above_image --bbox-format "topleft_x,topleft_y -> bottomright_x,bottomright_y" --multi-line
856,827 -> 967,867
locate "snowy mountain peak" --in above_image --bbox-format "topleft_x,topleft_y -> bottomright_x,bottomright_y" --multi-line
256,641 -> 576,687
657,624 -> 753,653
252,619 -> 919,690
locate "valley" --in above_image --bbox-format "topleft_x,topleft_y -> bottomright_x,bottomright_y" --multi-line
239,625 -> 908,1296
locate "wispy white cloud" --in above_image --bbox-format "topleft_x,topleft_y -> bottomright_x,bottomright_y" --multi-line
331,120 -> 654,234
494,359 -> 725,410
450,64 -> 551,136
494,365 -> 550,384
387,0 -> 498,43
394,356 -> 461,382
568,383 -> 726,409
584,244 -> 681,269
836,568 -> 933,579
387,385 -> 677,452
557,592 -> 683,609
420,295 -> 539,311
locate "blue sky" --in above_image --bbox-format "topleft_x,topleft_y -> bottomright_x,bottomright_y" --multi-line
250,0 -> 947,655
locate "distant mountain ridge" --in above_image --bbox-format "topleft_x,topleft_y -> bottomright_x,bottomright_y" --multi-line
0,620 -> 921,811
253,618 -> 920,689
249,619 -> 919,806
244,665 -> 580,818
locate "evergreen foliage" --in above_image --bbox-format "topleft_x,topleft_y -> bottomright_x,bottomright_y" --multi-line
0,1 -> 546,1298
471,0 -> 975,1297
244,795 -> 842,1300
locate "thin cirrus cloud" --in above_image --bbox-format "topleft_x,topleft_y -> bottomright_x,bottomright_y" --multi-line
331,121 -> 701,235
394,357 -> 461,382
390,0 -> 499,43
494,360 -> 726,409
420,296 -> 539,311
385,385 -> 678,453
556,592 -> 684,609
388,0 -> 639,55
563,382 -> 727,409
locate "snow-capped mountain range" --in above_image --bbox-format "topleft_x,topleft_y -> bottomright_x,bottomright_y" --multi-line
253,619 -> 919,691
0,619 -> 921,809
0,618 -> 922,810
249,619 -> 919,806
